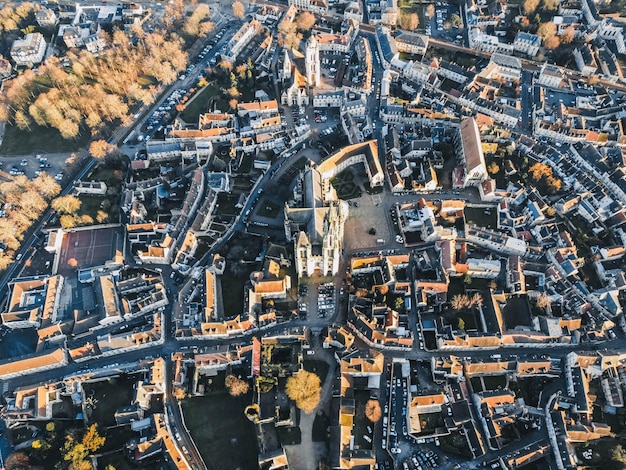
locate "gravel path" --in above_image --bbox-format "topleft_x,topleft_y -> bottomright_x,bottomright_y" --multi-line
285,339 -> 336,469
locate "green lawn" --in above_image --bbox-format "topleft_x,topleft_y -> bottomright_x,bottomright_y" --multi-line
216,192 -> 238,215
330,170 -> 362,200
221,266 -> 256,316
180,84 -> 220,124
84,376 -> 137,427
464,206 -> 498,230
0,124 -> 91,156
258,200 -> 281,219
97,451 -> 136,470
181,393 -> 258,470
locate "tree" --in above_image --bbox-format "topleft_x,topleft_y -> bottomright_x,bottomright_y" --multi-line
426,4 -> 435,17
96,210 -> 109,223
528,162 -> 562,194
284,31 -> 303,50
31,173 -> 61,199
20,191 -> 48,214
89,140 -> 116,158
537,22 -> 557,41
535,292 -> 550,309
232,1 -> 245,19
82,424 -> 106,453
286,369 -> 321,414
218,59 -> 233,73
365,399 -> 382,423
52,195 -> 81,214
451,294 -> 470,311
544,35 -> 560,49
450,14 -> 462,27
5,452 -> 39,470
235,64 -> 247,80
295,11 -> 316,31
561,26 -> 575,44
225,375 -> 250,396
399,11 -> 419,31
470,293 -> 483,308
542,0 -> 560,10
173,387 -> 187,401
60,215 -> 79,229
487,162 -> 500,175
523,0 -> 540,14
457,317 -> 465,330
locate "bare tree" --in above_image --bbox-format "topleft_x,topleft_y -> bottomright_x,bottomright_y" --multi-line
295,11 -> 316,31
225,375 -> 250,396
286,369 -> 321,414
365,399 -> 382,423
399,11 -> 419,31
470,293 -> 483,308
232,1 -> 245,19
52,195 -> 81,214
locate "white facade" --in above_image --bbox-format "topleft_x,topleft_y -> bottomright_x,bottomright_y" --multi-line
306,35 -> 320,88
513,32 -> 541,57
10,33 -> 47,67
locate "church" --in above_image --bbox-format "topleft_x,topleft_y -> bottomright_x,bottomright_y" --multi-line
279,35 -> 320,107
284,163 -> 349,278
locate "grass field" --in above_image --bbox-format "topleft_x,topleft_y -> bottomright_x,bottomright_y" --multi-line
181,393 -> 258,470
0,124 -> 91,156
179,84 -> 220,124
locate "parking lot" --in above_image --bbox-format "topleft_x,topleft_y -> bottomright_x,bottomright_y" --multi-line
0,152 -> 68,181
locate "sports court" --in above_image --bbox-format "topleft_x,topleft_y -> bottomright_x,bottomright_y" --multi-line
56,226 -> 123,276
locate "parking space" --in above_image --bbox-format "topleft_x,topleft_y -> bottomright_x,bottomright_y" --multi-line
1,153 -> 68,181
317,282 -> 335,319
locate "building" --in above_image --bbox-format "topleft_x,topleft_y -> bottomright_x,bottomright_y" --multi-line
305,35 -> 320,88
10,33 -> 47,67
0,56 -> 12,79
574,45 -> 598,76
455,117 -> 487,187
35,7 -> 58,27
375,25 -> 399,69
513,32 -> 541,57
288,0 -> 328,14
395,32 -> 429,56
1,276 -> 63,329
225,19 -> 263,63
537,63 -> 564,88
285,165 -> 348,278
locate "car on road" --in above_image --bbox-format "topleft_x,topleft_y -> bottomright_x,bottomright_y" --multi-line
20,159 -> 28,166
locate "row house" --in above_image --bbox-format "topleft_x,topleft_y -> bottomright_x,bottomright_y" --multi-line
225,19 -> 263,63
288,0 -> 328,14
395,31 -> 429,56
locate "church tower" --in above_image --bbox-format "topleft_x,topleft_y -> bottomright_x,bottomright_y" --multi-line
305,35 -> 320,88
